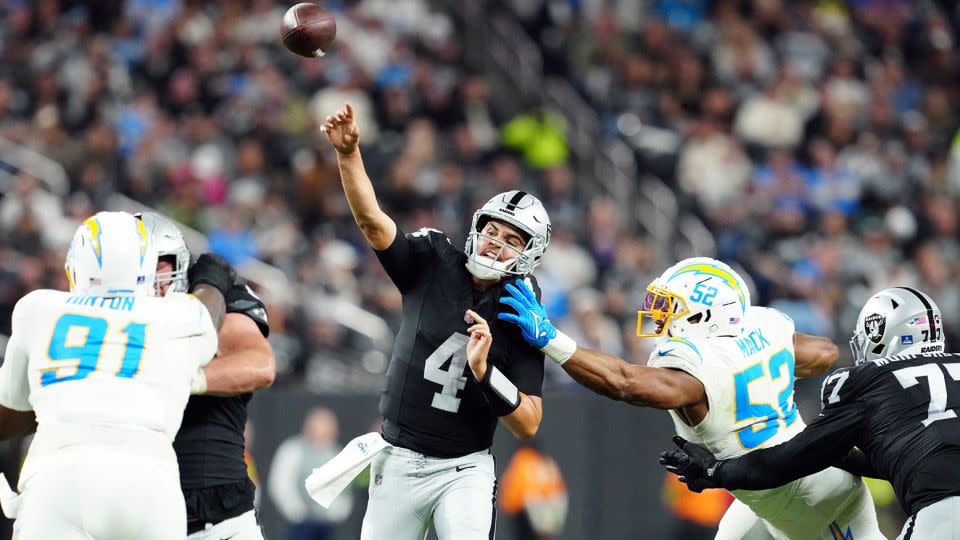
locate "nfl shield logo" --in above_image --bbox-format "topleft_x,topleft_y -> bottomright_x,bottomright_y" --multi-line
374,473 -> 383,486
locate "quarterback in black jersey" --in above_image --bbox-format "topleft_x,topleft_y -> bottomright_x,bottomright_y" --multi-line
662,287 -> 960,540
138,213 -> 275,540
321,103 -> 549,539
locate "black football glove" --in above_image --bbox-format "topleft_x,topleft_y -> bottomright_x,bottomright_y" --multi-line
188,253 -> 236,296
658,436 -> 724,493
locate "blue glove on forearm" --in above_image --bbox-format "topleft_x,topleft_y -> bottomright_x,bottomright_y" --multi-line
498,280 -> 576,364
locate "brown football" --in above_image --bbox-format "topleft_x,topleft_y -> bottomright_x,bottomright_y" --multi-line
281,3 -> 337,58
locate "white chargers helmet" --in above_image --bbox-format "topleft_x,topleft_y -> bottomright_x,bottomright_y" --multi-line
850,287 -> 944,365
65,211 -> 158,297
135,212 -> 190,294
637,257 -> 751,339
464,190 -> 551,280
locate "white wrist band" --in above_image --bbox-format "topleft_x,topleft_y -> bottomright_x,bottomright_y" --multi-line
190,367 -> 208,395
541,331 -> 577,366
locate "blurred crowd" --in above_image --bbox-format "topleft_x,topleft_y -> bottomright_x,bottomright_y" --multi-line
515,0 -> 960,368
1,0 -> 960,405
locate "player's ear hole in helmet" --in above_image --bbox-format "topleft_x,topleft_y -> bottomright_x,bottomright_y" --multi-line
465,190 -> 551,281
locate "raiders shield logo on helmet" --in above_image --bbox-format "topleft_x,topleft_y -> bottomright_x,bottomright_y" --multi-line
864,313 -> 886,343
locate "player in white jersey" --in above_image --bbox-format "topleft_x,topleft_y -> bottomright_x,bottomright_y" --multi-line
499,257 -> 884,539
0,211 -> 234,540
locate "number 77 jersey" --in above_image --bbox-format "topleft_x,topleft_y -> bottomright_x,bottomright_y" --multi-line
818,351 -> 960,515
0,289 -> 218,443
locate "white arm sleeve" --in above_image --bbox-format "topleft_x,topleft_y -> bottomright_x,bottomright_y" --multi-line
0,297 -> 36,411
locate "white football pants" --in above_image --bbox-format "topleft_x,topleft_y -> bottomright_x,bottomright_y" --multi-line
13,447 -> 184,540
897,496 -> 960,539
360,446 -> 497,540
718,467 -> 884,540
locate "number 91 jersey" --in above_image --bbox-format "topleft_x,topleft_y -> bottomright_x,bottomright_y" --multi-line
648,306 -> 803,460
0,289 -> 217,442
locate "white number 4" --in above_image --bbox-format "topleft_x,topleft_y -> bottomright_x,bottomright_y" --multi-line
894,363 -> 960,427
423,334 -> 470,413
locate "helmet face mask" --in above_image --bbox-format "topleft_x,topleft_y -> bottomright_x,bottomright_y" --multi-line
135,212 -> 190,296
636,284 -> 691,337
465,191 -> 551,280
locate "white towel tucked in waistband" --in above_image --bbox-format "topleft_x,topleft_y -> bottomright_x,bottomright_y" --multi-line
305,432 -> 392,508
0,473 -> 22,519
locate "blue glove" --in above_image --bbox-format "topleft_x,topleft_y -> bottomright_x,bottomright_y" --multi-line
498,280 -> 557,348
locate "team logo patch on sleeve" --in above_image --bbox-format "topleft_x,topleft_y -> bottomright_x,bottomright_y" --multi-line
864,313 -> 886,343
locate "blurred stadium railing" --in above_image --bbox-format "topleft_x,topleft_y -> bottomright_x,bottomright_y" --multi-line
443,0 -> 716,262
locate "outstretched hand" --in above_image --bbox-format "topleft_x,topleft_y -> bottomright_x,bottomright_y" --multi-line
320,102 -> 360,155
497,280 -> 556,348
658,436 -> 724,493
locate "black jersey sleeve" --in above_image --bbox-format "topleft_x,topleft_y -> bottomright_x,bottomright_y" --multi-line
374,227 -> 447,294
499,276 -> 546,398
225,283 -> 269,337
716,367 -> 867,490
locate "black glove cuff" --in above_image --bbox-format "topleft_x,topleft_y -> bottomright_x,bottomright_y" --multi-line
478,366 -> 521,417
188,254 -> 235,296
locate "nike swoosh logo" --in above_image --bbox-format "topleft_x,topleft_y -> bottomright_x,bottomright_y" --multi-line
658,349 -> 674,357
456,465 -> 476,472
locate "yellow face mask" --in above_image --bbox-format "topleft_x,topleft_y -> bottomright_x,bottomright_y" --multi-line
636,284 -> 691,337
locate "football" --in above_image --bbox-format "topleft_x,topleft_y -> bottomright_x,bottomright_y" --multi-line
281,3 -> 337,58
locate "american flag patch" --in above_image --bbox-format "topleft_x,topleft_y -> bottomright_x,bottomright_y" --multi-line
911,315 -> 928,326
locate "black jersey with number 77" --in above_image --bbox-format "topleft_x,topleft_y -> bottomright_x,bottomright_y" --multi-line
721,352 -> 960,516
374,227 -> 545,458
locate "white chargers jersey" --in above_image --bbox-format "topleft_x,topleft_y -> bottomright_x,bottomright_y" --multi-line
0,289 -> 216,447
649,306 -> 804,459
650,306 -> 881,540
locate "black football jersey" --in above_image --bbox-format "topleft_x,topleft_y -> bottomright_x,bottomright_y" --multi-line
174,282 -> 269,491
375,227 -> 545,458
720,352 -> 960,515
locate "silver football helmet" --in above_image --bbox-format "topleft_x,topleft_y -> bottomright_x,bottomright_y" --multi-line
135,212 -> 190,294
850,287 -> 944,365
464,190 -> 551,280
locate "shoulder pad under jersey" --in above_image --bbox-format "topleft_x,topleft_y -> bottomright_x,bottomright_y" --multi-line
648,336 -> 704,376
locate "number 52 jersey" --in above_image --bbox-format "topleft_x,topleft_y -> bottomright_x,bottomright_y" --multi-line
0,289 -> 218,443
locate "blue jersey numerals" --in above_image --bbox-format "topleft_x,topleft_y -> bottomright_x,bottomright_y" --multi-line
43,314 -> 148,387
732,348 -> 798,449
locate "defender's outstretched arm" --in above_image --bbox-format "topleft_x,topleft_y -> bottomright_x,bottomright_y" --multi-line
561,348 -> 706,410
